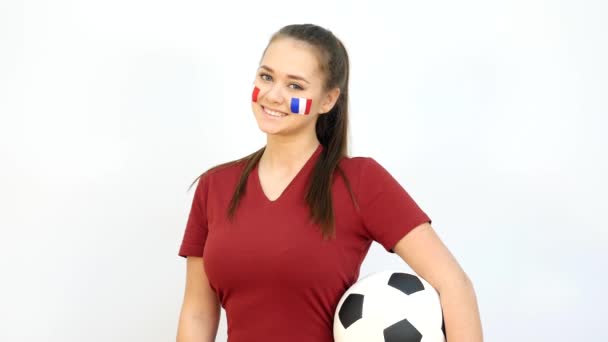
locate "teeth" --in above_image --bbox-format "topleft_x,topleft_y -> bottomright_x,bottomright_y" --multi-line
264,107 -> 287,117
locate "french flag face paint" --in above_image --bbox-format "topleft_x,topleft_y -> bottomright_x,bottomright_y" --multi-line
252,86 -> 260,102
290,97 -> 312,115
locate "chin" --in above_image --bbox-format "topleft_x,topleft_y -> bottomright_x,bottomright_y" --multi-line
258,126 -> 286,136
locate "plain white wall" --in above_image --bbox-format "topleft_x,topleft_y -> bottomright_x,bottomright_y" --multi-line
1,0 -> 606,341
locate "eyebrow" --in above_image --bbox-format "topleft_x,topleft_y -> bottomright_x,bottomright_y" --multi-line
259,65 -> 310,84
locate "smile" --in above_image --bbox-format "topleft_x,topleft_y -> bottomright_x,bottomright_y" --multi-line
262,106 -> 288,117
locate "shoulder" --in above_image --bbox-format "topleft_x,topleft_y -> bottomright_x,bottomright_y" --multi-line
335,155 -> 392,196
337,155 -> 402,201
205,160 -> 246,180
338,155 -> 386,178
194,153 -> 253,191
202,160 -> 248,190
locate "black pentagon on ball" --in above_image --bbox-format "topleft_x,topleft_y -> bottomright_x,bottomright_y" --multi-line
338,293 -> 364,329
388,272 -> 425,295
383,317 -> 422,342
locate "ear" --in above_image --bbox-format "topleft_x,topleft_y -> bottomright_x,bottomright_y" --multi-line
319,87 -> 341,114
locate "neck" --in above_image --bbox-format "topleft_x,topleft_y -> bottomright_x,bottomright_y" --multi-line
261,135 -> 320,171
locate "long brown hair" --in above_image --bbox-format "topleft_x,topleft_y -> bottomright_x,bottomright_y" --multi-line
189,24 -> 357,239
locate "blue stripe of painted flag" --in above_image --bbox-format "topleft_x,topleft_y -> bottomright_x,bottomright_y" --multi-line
290,98 -> 299,114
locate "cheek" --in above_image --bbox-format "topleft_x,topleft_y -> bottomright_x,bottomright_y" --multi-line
305,92 -> 324,113
288,96 -> 315,115
252,82 -> 270,101
311,98 -> 324,113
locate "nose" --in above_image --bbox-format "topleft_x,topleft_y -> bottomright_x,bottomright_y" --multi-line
264,83 -> 285,105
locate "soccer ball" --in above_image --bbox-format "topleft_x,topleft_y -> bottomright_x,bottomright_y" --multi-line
333,270 -> 446,342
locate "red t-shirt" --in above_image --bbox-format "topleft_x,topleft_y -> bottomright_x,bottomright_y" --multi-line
178,144 -> 431,342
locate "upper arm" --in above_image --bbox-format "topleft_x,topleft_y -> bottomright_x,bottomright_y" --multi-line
181,256 -> 219,316
177,257 -> 220,342
392,222 -> 470,293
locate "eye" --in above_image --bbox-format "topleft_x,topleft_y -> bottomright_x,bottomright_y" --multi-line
259,72 -> 304,90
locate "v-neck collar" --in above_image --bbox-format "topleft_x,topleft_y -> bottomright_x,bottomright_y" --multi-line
253,144 -> 324,205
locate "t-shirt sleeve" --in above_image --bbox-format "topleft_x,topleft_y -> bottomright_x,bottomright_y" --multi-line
358,157 -> 431,253
178,172 -> 210,258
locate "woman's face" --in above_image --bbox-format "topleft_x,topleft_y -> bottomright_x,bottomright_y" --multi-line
251,37 -> 339,137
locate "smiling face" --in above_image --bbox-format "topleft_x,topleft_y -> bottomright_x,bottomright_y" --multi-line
251,37 -> 340,137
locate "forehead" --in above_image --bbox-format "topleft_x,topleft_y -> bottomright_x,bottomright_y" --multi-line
260,38 -> 322,79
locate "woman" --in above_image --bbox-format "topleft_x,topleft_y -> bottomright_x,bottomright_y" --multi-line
176,24 -> 482,342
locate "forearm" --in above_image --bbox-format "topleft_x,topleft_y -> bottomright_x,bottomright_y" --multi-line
176,310 -> 220,342
439,275 -> 483,342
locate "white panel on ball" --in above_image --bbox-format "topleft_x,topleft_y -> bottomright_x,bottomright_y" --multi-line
334,270 -> 446,342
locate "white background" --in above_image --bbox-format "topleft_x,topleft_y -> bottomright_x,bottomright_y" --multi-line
1,0 -> 607,341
